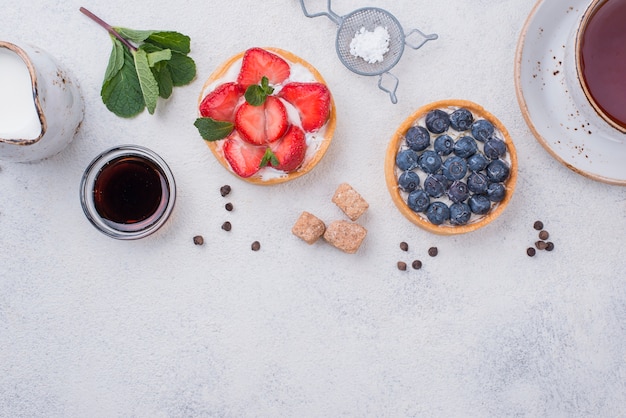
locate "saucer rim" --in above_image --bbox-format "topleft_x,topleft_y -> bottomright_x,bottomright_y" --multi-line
514,0 -> 626,186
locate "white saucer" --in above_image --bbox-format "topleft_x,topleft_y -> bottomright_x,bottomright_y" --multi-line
515,0 -> 626,185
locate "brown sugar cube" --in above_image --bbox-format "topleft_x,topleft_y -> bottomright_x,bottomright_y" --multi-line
331,183 -> 369,221
323,220 -> 367,254
292,211 -> 326,245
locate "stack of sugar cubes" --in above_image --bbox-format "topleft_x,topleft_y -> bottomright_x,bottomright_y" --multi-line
292,183 -> 369,253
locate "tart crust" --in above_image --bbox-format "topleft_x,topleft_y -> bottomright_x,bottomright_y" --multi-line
384,99 -> 518,235
198,47 -> 336,185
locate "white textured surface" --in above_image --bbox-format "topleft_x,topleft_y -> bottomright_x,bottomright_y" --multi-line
1,0 -> 625,416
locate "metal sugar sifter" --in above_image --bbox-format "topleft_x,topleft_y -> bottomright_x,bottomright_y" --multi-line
299,0 -> 438,103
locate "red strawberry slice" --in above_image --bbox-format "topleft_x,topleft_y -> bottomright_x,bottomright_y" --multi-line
278,82 -> 331,132
269,125 -> 306,172
235,96 -> 288,145
222,133 -> 267,178
237,47 -> 291,89
199,82 -> 243,123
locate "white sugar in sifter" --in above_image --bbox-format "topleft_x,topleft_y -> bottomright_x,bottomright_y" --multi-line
299,0 -> 438,103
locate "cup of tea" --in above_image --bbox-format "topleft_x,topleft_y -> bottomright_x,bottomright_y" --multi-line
564,0 -> 626,141
0,40 -> 84,162
80,145 -> 176,239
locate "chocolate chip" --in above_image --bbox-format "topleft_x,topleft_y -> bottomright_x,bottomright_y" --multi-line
538,230 -> 549,240
193,235 -> 204,246
221,221 -> 232,231
397,261 -> 407,271
220,185 -> 231,197
527,247 -> 536,257
535,240 -> 548,250
533,220 -> 544,230
400,242 -> 409,251
545,242 -> 554,251
251,241 -> 261,251
428,247 -> 438,257
225,202 -> 233,211
412,260 -> 422,270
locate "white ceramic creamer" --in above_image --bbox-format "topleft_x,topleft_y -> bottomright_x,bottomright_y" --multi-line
0,41 -> 84,162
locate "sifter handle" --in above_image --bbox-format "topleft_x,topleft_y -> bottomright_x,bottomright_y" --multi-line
378,72 -> 399,104
404,28 -> 439,50
299,0 -> 342,25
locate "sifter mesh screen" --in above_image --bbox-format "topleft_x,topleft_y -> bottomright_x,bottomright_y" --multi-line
335,8 -> 405,76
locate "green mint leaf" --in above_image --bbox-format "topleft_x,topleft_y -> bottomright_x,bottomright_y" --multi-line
134,48 -> 160,114
103,38 -> 124,82
260,148 -> 279,168
167,51 -> 196,86
139,42 -> 162,53
245,85 -> 266,106
194,117 -> 234,141
152,62 -> 173,99
244,76 -> 274,106
146,48 -> 172,67
114,27 -> 155,43
260,76 -> 274,95
146,31 -> 190,54
101,46 -> 144,117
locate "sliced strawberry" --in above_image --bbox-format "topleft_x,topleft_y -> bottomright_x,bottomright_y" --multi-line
235,96 -> 288,145
269,125 -> 306,172
222,133 -> 267,178
278,82 -> 331,132
237,47 -> 290,89
199,82 -> 243,123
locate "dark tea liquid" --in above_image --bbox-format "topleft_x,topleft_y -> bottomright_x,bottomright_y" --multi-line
579,0 -> 626,130
93,155 -> 169,230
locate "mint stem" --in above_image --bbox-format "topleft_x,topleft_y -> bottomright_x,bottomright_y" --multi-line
79,7 -> 137,52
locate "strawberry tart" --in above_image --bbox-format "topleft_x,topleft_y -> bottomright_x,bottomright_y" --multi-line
195,47 -> 336,184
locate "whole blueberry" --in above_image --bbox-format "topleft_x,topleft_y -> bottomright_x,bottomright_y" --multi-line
423,174 -> 447,198
467,172 -> 489,194
486,182 -> 506,202
454,136 -> 478,158
442,156 -> 468,181
425,109 -> 451,134
418,150 -> 442,174
484,138 -> 507,160
468,194 -> 492,214
467,153 -> 489,172
447,180 -> 470,203
449,202 -> 472,225
396,149 -> 419,171
405,126 -> 431,151
407,189 -> 430,212
449,108 -> 474,131
486,159 -> 510,182
471,119 -> 495,142
434,134 -> 454,156
398,171 -> 421,192
426,201 -> 450,225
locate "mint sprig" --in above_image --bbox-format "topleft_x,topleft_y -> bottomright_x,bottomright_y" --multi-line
80,7 -> 196,117
245,76 -> 274,106
260,148 -> 279,168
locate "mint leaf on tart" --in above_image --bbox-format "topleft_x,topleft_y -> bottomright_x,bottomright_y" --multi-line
244,76 -> 274,106
260,148 -> 279,168
80,7 -> 196,118
194,118 -> 235,142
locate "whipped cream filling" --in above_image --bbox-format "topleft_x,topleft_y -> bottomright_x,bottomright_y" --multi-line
394,106 -> 511,226
201,53 -> 329,181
